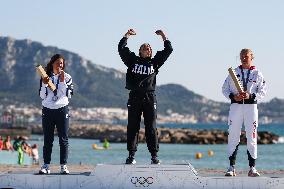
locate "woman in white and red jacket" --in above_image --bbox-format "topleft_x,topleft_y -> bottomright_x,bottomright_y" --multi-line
222,49 -> 267,177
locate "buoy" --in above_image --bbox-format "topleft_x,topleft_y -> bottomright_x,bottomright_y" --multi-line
92,144 -> 105,150
208,150 -> 214,157
195,152 -> 203,159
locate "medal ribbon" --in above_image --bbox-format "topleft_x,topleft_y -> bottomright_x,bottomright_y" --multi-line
51,74 -> 61,97
240,67 -> 251,91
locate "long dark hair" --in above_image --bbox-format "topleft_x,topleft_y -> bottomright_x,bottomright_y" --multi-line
45,54 -> 65,76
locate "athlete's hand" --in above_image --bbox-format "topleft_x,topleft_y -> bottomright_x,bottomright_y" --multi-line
155,30 -> 164,36
240,92 -> 250,99
42,76 -> 49,84
155,29 -> 167,41
233,94 -> 243,101
124,29 -> 136,38
59,69 -> 65,82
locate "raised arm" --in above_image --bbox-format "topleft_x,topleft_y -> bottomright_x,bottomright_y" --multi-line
152,30 -> 173,69
118,29 -> 137,67
155,29 -> 167,41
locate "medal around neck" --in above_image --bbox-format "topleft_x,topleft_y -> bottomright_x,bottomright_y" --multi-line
52,96 -> 59,101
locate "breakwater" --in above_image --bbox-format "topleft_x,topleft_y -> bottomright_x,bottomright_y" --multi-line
31,124 -> 279,144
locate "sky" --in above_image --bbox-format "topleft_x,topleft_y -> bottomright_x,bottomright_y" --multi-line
0,0 -> 283,102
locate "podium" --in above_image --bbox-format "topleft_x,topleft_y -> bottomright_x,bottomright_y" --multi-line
91,164 -> 198,188
0,164 -> 283,189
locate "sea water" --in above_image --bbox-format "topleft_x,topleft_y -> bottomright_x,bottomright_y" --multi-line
0,123 -> 283,170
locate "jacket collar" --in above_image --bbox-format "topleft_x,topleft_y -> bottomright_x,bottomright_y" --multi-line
239,65 -> 256,70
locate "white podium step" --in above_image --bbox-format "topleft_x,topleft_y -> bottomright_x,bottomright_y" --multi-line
0,164 -> 284,189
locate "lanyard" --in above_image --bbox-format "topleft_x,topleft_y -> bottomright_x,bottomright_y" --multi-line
240,67 -> 251,91
51,74 -> 61,97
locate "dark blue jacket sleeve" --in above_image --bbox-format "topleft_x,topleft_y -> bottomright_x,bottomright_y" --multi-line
118,37 -> 136,67
152,40 -> 173,69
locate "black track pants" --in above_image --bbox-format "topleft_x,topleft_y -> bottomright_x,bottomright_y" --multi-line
127,91 -> 159,156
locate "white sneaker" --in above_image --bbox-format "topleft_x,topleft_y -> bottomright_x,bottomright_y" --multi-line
248,167 -> 260,177
39,164 -> 50,174
225,166 -> 236,176
60,164 -> 70,174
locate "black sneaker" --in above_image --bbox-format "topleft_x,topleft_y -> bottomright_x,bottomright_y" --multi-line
125,156 -> 136,164
151,157 -> 161,164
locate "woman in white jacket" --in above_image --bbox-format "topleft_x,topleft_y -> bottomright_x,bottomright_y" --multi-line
38,54 -> 73,174
222,49 -> 267,177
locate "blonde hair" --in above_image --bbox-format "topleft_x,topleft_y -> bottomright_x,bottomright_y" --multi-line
240,48 -> 254,59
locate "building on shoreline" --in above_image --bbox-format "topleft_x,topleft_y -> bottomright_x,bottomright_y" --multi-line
0,111 -> 31,137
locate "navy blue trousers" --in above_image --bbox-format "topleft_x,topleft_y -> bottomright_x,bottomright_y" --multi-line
42,106 -> 69,164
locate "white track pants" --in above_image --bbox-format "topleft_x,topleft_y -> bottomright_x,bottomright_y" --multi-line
227,104 -> 258,159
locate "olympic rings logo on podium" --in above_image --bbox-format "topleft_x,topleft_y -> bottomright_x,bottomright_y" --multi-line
130,176 -> 154,187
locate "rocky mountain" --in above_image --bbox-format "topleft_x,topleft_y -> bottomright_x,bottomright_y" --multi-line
258,98 -> 284,123
0,36 -> 127,108
0,36 -> 283,123
156,84 -> 228,117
